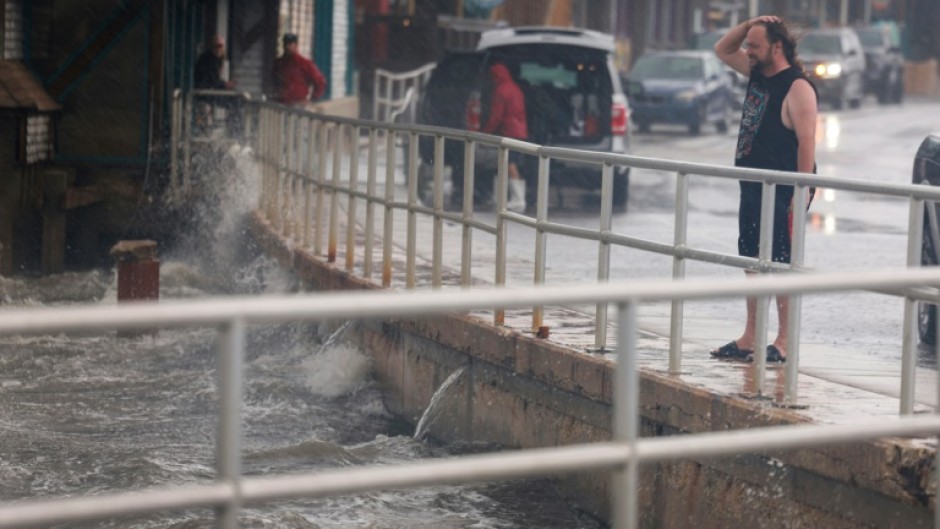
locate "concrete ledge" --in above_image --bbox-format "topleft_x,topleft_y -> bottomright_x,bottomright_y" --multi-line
248,210 -> 935,527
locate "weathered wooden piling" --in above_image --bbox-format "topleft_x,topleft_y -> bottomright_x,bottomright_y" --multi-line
110,240 -> 159,337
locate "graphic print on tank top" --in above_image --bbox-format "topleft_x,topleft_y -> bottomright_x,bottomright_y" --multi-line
736,81 -> 769,160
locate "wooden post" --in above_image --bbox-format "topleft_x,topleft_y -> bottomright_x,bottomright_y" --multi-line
110,240 -> 160,337
110,240 -> 160,302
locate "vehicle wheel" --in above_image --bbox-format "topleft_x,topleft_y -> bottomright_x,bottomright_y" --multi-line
918,302 -> 937,346
715,111 -> 729,134
636,120 -> 651,133
831,96 -> 844,110
688,105 -> 704,135
893,74 -> 905,103
612,167 -> 630,211
877,83 -> 891,104
920,217 -> 938,345
877,74 -> 893,104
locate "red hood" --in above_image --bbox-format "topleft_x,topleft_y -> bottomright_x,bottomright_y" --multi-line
489,63 -> 513,85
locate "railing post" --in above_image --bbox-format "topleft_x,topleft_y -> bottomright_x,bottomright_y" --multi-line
346,125 -> 361,272
406,132 -> 419,289
382,130 -> 396,287
901,196 -> 925,415
286,113 -> 298,240
373,72 -> 381,122
215,317 -> 245,529
314,122 -> 329,257
432,135 -> 445,288
532,153 -> 550,331
303,119 -> 318,249
328,123 -> 344,263
460,140 -> 476,287
267,109 -> 276,218
272,110 -> 286,233
364,127 -> 378,280
669,171 -> 690,374
494,144 -> 509,326
751,181 -> 777,397
783,184 -> 810,406
612,300 -> 639,529
595,162 -> 614,350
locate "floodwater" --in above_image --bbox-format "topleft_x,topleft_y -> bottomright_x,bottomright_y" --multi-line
0,146 -> 604,529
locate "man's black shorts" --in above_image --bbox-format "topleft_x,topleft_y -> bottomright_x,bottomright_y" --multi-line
737,181 -> 815,264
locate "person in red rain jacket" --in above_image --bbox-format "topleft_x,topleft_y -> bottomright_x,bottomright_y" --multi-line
273,33 -> 327,105
481,62 -> 528,212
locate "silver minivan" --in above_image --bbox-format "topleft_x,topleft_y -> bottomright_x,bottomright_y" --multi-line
416,27 -> 631,209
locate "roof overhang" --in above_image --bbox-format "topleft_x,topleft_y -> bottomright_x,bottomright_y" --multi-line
0,61 -> 61,112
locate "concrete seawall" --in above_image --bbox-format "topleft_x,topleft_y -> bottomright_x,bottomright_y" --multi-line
248,210 -> 935,527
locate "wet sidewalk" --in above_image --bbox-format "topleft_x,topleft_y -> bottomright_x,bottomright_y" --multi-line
243,119 -> 939,427
311,193 -> 939,426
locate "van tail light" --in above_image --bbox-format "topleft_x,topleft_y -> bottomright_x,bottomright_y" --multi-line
466,94 -> 481,131
611,99 -> 629,136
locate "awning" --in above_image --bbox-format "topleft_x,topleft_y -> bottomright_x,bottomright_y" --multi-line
0,60 -> 61,112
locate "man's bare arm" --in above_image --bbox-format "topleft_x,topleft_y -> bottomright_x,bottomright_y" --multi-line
714,15 -> 781,77
787,79 -> 818,174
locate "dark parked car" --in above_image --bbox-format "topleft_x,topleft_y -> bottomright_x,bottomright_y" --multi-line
688,29 -> 747,105
415,27 -> 631,209
800,28 -> 867,110
915,133 -> 940,345
624,50 -> 734,135
853,24 -> 904,104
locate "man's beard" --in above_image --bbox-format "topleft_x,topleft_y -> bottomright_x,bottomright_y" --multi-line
750,55 -> 772,73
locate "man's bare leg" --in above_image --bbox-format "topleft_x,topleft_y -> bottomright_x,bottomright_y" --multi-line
734,271 -> 758,350
509,163 -> 521,180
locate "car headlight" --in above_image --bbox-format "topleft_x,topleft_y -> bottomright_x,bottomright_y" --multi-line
676,89 -> 698,102
814,63 -> 842,78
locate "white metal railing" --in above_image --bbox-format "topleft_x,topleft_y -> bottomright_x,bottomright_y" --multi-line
0,270 -> 938,529
236,102 -> 940,414
170,89 -> 257,192
372,62 -> 435,124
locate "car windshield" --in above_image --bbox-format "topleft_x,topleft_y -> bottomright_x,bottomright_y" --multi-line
630,55 -> 703,80
800,34 -> 843,54
855,28 -> 883,48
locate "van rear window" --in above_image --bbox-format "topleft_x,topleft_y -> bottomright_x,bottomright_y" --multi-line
518,63 -> 578,88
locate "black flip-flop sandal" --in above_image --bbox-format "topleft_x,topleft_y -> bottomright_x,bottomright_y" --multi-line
709,341 -> 753,360
766,345 -> 787,363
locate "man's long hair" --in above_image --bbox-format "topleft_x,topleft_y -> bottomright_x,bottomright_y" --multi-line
756,20 -> 803,71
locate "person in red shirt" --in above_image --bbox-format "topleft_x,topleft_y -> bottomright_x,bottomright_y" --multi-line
273,33 -> 327,105
482,62 -> 528,212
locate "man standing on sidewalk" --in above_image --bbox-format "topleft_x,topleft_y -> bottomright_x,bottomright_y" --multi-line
273,33 -> 327,106
709,16 -> 818,364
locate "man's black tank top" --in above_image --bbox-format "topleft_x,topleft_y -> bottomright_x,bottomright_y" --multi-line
735,66 -> 813,172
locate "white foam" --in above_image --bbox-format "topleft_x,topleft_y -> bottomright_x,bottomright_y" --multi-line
302,343 -> 372,398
